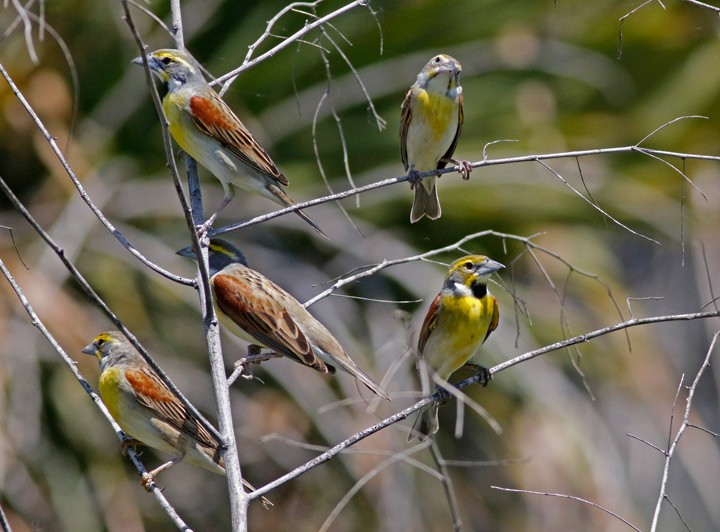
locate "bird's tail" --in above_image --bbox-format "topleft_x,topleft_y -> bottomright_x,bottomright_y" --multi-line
408,403 -> 439,441
332,356 -> 389,401
410,179 -> 441,223
270,184 -> 327,238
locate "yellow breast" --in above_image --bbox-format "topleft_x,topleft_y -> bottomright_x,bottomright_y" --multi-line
98,367 -> 126,423
424,294 -> 495,380
415,90 -> 456,140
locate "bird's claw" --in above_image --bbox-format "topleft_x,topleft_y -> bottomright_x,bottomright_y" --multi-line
464,363 -> 492,386
407,169 -> 422,189
141,472 -> 156,492
457,159 -> 472,180
121,438 -> 141,456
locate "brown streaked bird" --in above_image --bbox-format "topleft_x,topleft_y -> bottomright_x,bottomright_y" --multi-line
82,331 -> 269,505
410,255 -> 503,440
177,239 -> 389,400
400,54 -> 471,223
133,48 -> 324,236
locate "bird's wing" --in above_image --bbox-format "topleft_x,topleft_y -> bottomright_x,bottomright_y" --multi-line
212,270 -> 330,373
417,293 -> 442,355
124,367 -> 218,448
483,294 -> 499,343
437,92 -> 463,170
399,89 -> 413,171
188,93 -> 289,186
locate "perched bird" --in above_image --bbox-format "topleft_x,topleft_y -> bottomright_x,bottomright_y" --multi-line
410,255 -> 503,440
82,331 -> 266,501
400,54 -> 471,223
134,48 -> 323,235
177,239 -> 389,400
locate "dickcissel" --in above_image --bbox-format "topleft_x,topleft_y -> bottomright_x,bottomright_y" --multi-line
400,54 -> 471,223
410,255 -> 503,440
177,239 -> 389,401
134,48 -> 323,235
82,331 -> 265,499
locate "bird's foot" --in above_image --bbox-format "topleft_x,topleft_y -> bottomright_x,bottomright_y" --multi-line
407,169 -> 423,189
434,385 -> 452,405
121,437 -> 141,456
229,346 -> 281,385
141,472 -> 157,492
456,159 -> 473,180
464,363 -> 492,386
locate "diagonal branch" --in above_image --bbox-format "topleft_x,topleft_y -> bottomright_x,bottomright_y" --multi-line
0,258 -> 191,530
249,309 -> 720,500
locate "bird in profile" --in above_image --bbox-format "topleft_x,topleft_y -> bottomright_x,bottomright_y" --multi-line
410,255 -> 503,440
177,239 -> 389,400
400,54 -> 471,223
134,48 -> 324,236
82,331 -> 270,506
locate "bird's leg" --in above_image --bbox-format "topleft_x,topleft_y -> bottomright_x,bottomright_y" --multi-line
464,363 -> 492,387
441,157 -> 473,180
407,168 -> 423,190
433,384 -> 452,405
141,456 -> 182,491
196,191 -> 234,238
120,437 -> 142,456
228,345 -> 282,385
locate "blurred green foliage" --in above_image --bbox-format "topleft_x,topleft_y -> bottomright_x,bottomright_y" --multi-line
1,0 -> 720,530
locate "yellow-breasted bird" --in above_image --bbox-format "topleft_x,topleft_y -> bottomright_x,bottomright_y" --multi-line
410,255 -> 503,440
133,48 -> 323,236
82,331 -> 267,502
400,54 -> 471,223
177,239 -> 389,400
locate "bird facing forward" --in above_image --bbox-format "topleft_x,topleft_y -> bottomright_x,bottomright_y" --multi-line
134,48 -> 323,235
82,331 -> 265,499
410,255 -> 503,440
400,54 -> 471,223
177,239 -> 389,401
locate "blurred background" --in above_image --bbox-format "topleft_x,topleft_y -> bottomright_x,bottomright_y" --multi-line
1,0 -> 720,530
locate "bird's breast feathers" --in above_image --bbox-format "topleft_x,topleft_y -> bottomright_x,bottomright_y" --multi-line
414,89 -> 458,139
405,89 -> 459,172
423,292 -> 496,378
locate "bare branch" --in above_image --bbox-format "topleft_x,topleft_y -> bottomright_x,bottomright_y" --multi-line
249,310 -> 720,500
0,259 -> 192,530
216,0 -> 371,92
211,143 -> 720,237
650,331 -> 720,531
491,486 -> 641,531
0,64 -> 193,286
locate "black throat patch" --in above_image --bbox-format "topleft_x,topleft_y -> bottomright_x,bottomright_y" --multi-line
471,281 -> 487,299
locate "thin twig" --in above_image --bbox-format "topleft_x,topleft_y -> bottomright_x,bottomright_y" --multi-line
650,331 -> 720,531
0,64 -> 193,286
250,310 -> 720,500
216,0 -> 371,92
211,143 -> 720,237
0,258 -> 192,531
430,441 -> 462,531
491,486 -> 640,531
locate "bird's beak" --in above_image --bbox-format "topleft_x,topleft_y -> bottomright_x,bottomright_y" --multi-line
81,342 -> 97,356
479,259 -> 504,276
131,55 -> 146,66
176,244 -> 197,261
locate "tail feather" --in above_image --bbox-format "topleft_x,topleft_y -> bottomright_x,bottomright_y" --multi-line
269,184 -> 328,238
331,357 -> 389,401
410,179 -> 441,223
409,403 -> 439,441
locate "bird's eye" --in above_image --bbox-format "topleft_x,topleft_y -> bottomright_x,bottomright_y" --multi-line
463,261 -> 474,271
161,56 -> 172,65
434,55 -> 442,63
96,338 -> 105,347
